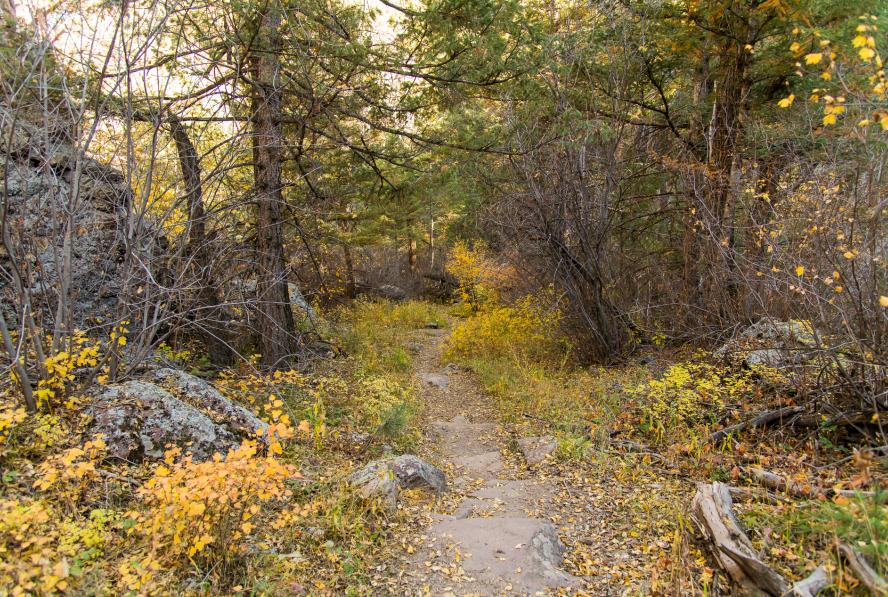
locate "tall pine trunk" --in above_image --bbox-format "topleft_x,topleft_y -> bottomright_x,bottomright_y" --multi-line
251,2 -> 296,369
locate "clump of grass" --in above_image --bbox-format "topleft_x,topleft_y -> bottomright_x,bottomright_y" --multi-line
739,491 -> 888,585
331,299 -> 448,378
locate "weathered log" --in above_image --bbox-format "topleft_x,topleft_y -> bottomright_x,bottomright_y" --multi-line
745,467 -> 875,499
746,467 -> 812,499
838,543 -> 888,596
718,543 -> 789,596
790,566 -> 829,597
709,406 -> 804,443
692,482 -> 790,596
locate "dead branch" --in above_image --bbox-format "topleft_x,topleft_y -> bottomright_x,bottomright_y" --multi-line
693,482 -> 834,596
791,567 -> 830,597
709,406 -> 804,443
794,410 -> 879,428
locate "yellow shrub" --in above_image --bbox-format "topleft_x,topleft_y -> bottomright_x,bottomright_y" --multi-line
34,331 -> 101,409
630,359 -> 786,441
446,241 -> 512,312
124,440 -> 298,588
0,397 -> 27,447
34,436 -> 106,505
0,499 -> 72,594
443,297 -> 565,364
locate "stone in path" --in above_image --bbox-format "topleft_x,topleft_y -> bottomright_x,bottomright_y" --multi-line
349,455 -> 445,512
517,436 -> 558,466
426,517 -> 578,594
422,372 -> 450,390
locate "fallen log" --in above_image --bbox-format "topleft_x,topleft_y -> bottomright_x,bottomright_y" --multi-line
837,543 -> 888,595
791,566 -> 830,597
692,482 -> 789,595
727,485 -> 789,505
745,467 -> 875,499
693,482 -> 832,596
745,467 -> 813,499
709,406 -> 804,443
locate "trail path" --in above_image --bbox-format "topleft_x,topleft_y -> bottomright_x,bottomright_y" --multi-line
385,326 -> 582,596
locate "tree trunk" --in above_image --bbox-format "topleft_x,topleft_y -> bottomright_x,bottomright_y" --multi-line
168,115 -> 234,366
250,3 -> 296,370
342,242 -> 356,298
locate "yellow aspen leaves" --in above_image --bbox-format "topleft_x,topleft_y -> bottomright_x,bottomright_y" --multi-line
777,95 -> 795,108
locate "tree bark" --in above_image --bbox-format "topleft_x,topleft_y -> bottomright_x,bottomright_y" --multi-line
342,242 -> 356,298
250,2 -> 296,369
168,115 -> 234,366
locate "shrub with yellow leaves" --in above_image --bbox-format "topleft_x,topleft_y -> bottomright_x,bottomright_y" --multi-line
32,331 -> 101,409
34,435 -> 107,505
0,499 -> 73,595
444,296 -> 566,365
784,14 -> 886,129
123,439 -> 298,588
630,360 -> 786,443
446,240 -> 514,313
0,500 -> 114,594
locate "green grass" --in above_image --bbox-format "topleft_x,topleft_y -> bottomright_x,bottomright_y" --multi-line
330,299 -> 448,379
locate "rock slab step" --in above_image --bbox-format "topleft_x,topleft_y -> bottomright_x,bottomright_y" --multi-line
428,516 -> 579,593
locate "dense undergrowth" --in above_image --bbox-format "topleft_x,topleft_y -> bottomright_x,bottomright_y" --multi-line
441,243 -> 888,594
0,300 -> 447,595
1,242 -> 885,595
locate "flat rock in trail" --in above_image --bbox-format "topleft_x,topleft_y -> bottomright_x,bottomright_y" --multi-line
452,479 -> 550,519
453,450 -> 505,478
431,415 -> 499,457
422,372 -> 450,389
426,517 -> 579,594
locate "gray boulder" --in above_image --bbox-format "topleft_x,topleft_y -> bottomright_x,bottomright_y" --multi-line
349,454 -> 445,511
87,370 -> 265,462
388,454 -> 447,493
88,381 -> 240,462
714,317 -> 820,368
348,460 -> 399,511
150,368 -> 268,438
377,284 -> 407,301
0,107 -> 147,329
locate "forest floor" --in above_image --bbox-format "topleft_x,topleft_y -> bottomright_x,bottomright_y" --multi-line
372,325 -> 700,596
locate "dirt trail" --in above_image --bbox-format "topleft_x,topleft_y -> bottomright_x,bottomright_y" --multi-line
388,327 -> 580,596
